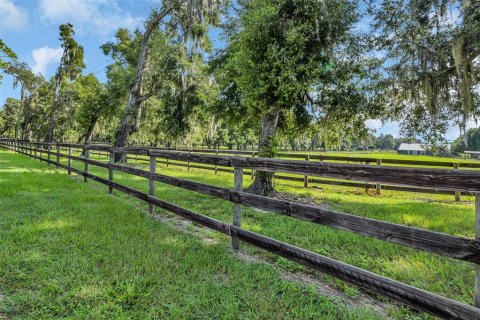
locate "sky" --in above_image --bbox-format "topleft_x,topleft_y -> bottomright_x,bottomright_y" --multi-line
0,0 -> 473,141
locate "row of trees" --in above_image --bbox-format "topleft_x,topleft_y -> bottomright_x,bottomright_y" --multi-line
1,0 -> 479,194
452,127 -> 480,153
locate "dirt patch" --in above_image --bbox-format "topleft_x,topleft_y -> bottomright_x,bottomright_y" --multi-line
0,293 -> 8,320
272,191 -> 318,206
234,251 -> 390,317
154,212 -> 218,246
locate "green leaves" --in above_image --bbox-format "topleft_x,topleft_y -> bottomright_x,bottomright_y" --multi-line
214,0 -> 383,146
57,24 -> 85,81
0,39 -> 17,83
371,0 -> 480,146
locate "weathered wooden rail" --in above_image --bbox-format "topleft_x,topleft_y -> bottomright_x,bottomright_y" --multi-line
144,146 -> 480,199
155,146 -> 480,167
2,138 -> 480,319
126,155 -> 470,196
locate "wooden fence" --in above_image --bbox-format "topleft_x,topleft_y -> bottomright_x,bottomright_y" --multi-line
155,146 -> 480,167
1,138 -> 480,319
123,146 -> 480,199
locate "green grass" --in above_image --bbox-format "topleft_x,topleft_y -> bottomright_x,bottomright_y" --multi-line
81,152 -> 477,318
2,148 -> 477,319
0,150 -> 383,319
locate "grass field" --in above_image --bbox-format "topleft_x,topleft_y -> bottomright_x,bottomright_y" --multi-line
1,148 -> 477,319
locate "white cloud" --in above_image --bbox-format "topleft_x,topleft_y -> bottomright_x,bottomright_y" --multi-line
38,0 -> 143,36
445,119 -> 478,142
365,119 -> 382,131
31,46 -> 62,76
0,0 -> 28,32
365,119 -> 401,138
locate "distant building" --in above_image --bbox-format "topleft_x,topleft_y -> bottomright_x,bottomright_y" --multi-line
465,151 -> 480,159
397,143 -> 426,155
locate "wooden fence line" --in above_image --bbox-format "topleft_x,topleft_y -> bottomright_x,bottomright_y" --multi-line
2,139 -> 480,319
14,139 -> 480,193
38,146 -> 480,263
9,143 -> 477,257
8,139 -> 480,198
126,155 -> 469,196
144,146 -> 480,169
146,150 -> 480,192
7,142 -> 480,260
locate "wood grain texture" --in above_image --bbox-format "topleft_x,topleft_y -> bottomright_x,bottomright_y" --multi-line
232,168 -> 243,250
148,150 -> 480,192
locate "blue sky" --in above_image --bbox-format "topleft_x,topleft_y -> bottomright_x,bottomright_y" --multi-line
0,0 -> 471,141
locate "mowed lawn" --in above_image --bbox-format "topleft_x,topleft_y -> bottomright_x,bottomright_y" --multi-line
0,150 -> 383,319
1,148 -> 477,319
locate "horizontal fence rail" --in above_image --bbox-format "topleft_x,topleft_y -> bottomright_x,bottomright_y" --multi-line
2,138 -> 480,319
126,156 -> 471,196
151,146 -> 480,168
11,140 -> 480,197
147,150 -> 480,192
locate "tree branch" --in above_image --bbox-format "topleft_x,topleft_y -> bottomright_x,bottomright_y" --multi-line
137,93 -> 154,104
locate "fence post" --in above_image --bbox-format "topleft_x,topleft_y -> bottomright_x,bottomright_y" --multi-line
187,150 -> 191,171
34,143 -> 37,158
251,153 -> 255,180
376,159 -> 382,195
304,155 -> 310,188
215,149 -> 218,175
232,167 -> 243,250
56,144 -> 60,167
149,155 -> 157,213
475,193 -> 480,307
84,147 -> 89,183
109,151 -> 114,194
68,146 -> 72,175
47,144 -> 51,165
454,163 -> 461,201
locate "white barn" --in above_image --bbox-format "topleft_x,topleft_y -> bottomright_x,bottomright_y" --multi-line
397,143 -> 426,155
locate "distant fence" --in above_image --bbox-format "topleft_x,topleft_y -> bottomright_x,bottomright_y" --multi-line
1,138 -> 480,319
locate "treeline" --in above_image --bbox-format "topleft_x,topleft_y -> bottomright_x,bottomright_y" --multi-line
452,127 -> 480,153
1,0 -> 479,195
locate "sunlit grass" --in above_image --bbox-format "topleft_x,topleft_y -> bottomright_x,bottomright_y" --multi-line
0,150 -> 384,320
2,148 -> 477,319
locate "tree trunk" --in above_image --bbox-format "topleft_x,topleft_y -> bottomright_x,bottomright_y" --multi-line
15,85 -> 25,141
84,120 -> 96,145
461,112 -> 469,149
45,67 -> 63,143
79,120 -> 97,156
113,3 -> 178,162
246,109 -> 280,196
22,115 -> 32,141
